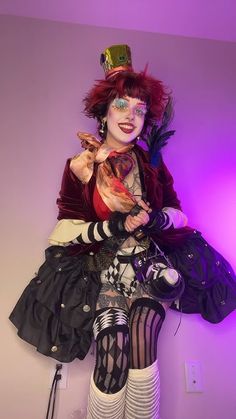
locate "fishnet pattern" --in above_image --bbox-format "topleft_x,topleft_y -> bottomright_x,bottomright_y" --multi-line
93,309 -> 130,394
129,298 -> 165,369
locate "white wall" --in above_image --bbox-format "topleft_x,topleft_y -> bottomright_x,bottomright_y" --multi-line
1,15 -> 236,419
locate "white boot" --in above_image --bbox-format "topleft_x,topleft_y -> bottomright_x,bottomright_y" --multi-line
125,360 -> 160,419
86,375 -> 126,419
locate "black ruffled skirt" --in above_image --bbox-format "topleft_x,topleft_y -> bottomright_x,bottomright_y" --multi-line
9,232 -> 236,363
9,246 -> 101,362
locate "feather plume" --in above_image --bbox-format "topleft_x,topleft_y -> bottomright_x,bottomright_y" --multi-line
145,97 -> 176,167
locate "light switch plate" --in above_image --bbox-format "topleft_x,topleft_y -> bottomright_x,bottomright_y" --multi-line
185,360 -> 203,392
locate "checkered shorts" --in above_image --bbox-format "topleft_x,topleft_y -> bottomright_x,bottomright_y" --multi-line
101,246 -> 145,298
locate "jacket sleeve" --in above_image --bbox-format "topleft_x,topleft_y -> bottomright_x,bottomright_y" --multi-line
56,159 -> 89,220
158,159 -> 182,210
49,159 -> 114,246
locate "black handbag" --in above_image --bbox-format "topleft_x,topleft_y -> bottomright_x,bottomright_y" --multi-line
168,230 -> 236,323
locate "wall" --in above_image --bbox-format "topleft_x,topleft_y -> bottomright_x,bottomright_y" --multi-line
1,14 -> 236,419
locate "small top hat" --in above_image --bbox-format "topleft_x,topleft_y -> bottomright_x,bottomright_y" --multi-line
100,44 -> 133,78
132,254 -> 185,302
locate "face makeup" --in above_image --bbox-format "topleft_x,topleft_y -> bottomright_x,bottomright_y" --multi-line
104,96 -> 147,149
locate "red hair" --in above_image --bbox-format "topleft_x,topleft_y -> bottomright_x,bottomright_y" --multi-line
83,70 -> 169,137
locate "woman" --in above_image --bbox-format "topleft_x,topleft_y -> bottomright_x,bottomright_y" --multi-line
48,44 -> 188,418
10,45 -> 236,419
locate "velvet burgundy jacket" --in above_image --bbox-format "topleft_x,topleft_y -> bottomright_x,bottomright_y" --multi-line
56,144 -> 193,255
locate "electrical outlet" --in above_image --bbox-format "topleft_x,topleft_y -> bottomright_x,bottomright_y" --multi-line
49,362 -> 68,389
185,360 -> 203,393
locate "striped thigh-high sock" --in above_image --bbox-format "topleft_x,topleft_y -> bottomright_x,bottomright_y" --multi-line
125,298 -> 166,419
87,307 -> 129,419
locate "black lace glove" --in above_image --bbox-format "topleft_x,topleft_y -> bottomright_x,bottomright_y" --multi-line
108,211 -> 130,239
130,204 -> 172,239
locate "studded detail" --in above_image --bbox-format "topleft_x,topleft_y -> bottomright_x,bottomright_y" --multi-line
201,281 -> 206,285
36,279 -> 42,284
54,252 -> 62,258
60,303 -> 65,308
51,346 -> 58,352
193,230 -> 197,234
188,253 -> 194,259
204,243 -> 208,247
216,261 -> 220,266
83,304 -> 91,312
220,300 -> 226,305
83,275 -> 88,282
58,267 -> 62,271
89,252 -> 94,255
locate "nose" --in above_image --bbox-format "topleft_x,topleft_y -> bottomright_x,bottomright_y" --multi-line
126,105 -> 135,120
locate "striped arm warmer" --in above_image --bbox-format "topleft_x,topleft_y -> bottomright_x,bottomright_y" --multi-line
70,220 -> 112,244
48,219 -> 112,246
147,207 -> 188,231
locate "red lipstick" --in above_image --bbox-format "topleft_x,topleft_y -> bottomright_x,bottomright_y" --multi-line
118,123 -> 135,134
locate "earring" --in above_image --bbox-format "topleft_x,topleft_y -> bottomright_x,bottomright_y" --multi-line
99,119 -> 106,137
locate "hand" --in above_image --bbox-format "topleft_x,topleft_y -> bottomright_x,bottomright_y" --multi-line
124,210 -> 150,233
129,200 -> 152,217
136,199 -> 152,213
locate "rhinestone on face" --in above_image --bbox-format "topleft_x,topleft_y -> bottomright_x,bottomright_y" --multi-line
51,346 -> 58,352
83,305 -> 91,312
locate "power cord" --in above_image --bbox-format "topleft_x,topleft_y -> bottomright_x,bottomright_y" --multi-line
46,363 -> 62,419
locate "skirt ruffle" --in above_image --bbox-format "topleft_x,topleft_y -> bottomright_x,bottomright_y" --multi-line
9,246 -> 101,362
169,231 -> 236,323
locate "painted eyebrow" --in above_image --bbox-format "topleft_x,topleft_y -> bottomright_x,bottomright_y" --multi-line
122,97 -> 146,106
